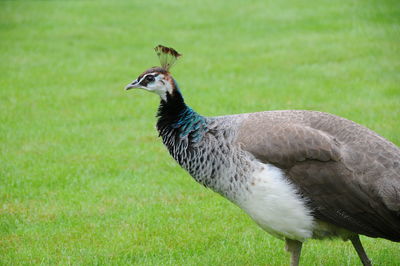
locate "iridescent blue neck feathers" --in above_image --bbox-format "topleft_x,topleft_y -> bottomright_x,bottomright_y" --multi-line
156,86 -> 207,145
170,106 -> 206,142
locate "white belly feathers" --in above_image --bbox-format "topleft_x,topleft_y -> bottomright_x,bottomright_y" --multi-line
236,162 -> 315,241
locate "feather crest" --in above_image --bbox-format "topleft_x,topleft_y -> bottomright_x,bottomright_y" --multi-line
154,45 -> 182,71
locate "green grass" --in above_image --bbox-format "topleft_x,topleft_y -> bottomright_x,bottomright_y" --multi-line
1,0 -> 400,265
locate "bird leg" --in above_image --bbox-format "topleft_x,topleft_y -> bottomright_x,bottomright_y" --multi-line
350,235 -> 372,266
285,238 -> 303,266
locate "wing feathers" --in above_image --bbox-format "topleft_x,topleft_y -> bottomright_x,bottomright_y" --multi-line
237,123 -> 341,168
235,113 -> 400,241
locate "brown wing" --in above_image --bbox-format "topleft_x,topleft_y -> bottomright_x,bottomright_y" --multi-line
235,111 -> 400,241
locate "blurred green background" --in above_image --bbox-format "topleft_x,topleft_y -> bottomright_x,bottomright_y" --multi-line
1,0 -> 399,265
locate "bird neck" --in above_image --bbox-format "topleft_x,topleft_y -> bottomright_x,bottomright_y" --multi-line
156,86 -> 207,145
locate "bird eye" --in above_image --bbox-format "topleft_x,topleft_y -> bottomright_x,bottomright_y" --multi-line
146,75 -> 155,82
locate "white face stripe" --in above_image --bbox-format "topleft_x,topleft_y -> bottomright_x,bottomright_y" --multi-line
137,73 -> 159,84
136,75 -> 146,83
137,74 -> 149,83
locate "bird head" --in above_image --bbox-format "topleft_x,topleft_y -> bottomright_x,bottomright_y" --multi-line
125,45 -> 182,101
125,67 -> 176,100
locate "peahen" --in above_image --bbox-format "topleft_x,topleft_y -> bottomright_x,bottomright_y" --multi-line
125,45 -> 400,266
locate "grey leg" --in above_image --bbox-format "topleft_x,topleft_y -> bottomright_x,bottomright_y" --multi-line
285,238 -> 303,266
350,235 -> 372,266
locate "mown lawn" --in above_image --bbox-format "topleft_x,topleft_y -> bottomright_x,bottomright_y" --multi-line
1,0 -> 399,265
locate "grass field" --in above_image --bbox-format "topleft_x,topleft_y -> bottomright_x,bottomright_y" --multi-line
1,0 -> 399,265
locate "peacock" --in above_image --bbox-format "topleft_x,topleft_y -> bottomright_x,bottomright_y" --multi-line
125,45 -> 400,266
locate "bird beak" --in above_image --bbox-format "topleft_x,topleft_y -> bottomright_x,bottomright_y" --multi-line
125,81 -> 140,90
